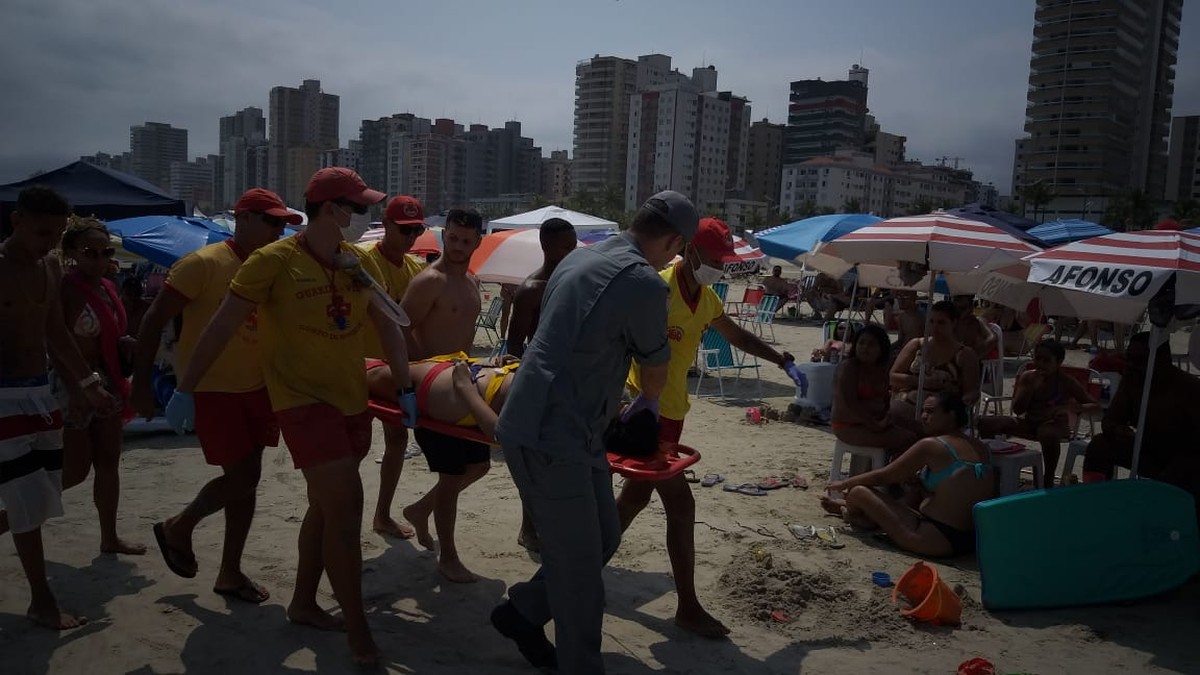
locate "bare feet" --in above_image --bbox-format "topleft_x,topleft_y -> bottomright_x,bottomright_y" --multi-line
27,601 -> 86,630
819,495 -> 846,517
674,605 -> 730,639
347,631 -> 381,667
401,505 -> 434,550
438,557 -> 478,584
101,536 -> 147,555
372,515 -> 416,540
287,603 -> 346,632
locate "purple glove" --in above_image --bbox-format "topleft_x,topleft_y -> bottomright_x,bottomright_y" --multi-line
784,362 -> 808,397
621,394 -> 659,422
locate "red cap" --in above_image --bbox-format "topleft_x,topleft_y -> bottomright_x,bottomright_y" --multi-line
692,217 -> 737,261
234,188 -> 303,225
384,195 -> 425,225
304,167 -> 386,206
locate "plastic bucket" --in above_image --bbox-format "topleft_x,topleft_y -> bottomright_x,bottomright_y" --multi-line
891,561 -> 962,625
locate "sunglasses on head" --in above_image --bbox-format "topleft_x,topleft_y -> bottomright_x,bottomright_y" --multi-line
256,212 -> 286,228
80,246 -> 116,260
392,225 -> 425,237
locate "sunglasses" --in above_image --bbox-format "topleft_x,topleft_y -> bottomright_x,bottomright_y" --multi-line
257,212 -> 286,228
392,225 -> 425,237
335,200 -> 369,216
80,246 -> 116,260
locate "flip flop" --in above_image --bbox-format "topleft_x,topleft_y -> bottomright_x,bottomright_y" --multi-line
684,469 -> 700,484
787,523 -> 816,541
790,475 -> 810,489
213,579 -> 270,604
152,522 -> 197,579
700,473 -> 725,487
816,525 -> 845,549
756,477 -> 787,490
723,483 -> 768,496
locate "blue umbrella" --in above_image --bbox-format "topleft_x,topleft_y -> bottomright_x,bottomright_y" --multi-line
578,229 -> 618,245
107,215 -> 232,268
754,213 -> 882,260
1027,219 -> 1113,246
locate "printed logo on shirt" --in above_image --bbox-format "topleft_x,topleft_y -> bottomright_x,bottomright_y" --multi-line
667,325 -> 684,342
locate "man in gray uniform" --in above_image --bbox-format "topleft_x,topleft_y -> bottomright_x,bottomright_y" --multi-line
490,191 -> 699,674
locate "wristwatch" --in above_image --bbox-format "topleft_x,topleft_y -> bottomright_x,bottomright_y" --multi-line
79,372 -> 102,389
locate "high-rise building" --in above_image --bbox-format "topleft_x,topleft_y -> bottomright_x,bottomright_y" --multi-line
746,119 -> 785,205
80,151 -> 133,176
541,150 -> 572,202
319,140 -> 362,173
130,122 -> 188,190
572,55 -> 640,197
624,63 -> 751,213
219,107 -> 267,208
783,65 -> 869,166
1012,0 -> 1183,219
169,154 -> 220,214
863,114 -> 906,167
780,150 -> 973,218
360,113 -> 426,199
268,79 -> 339,205
1166,115 -> 1200,201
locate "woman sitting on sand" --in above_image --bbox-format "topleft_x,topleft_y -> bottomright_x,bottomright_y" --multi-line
831,324 -> 918,455
821,392 -> 995,558
366,352 -> 519,440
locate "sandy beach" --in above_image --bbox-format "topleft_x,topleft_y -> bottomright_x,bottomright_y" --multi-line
2,301 -> 1197,675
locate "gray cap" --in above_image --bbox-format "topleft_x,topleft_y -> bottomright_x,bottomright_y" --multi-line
642,190 -> 699,242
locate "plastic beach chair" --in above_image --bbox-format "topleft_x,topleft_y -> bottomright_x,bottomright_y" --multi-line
694,329 -> 761,400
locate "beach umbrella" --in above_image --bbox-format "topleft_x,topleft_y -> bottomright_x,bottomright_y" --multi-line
755,213 -> 883,262
721,235 -> 768,275
1027,219 -> 1113,246
357,223 -> 442,257
1023,229 -> 1200,476
106,215 -> 231,268
469,228 -> 582,284
1154,218 -> 1187,231
578,229 -> 618,245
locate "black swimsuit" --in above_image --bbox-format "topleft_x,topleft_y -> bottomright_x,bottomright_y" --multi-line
919,513 -> 976,556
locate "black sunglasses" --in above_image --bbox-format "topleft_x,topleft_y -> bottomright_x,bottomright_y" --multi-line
392,225 -> 425,237
334,200 -> 369,216
80,246 -> 116,260
256,212 -> 286,228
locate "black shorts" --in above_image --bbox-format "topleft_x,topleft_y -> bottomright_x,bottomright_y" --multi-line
415,427 -> 490,476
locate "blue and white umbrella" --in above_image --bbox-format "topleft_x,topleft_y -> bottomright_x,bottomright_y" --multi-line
1027,219 -> 1112,246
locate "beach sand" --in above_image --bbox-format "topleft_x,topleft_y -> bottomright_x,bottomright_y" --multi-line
2,297 -> 1197,674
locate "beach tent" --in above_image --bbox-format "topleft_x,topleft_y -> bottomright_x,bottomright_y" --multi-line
487,206 -> 616,233
0,161 -> 186,236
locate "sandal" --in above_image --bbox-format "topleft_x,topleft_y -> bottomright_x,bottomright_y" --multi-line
790,475 -> 809,489
684,469 -> 700,484
723,483 -> 768,496
757,477 -> 787,490
700,473 -> 725,487
816,525 -> 845,549
787,523 -> 816,541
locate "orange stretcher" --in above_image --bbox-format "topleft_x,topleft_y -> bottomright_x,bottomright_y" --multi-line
366,400 -> 701,481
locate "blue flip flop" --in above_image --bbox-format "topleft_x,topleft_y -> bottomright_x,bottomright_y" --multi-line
722,482 -> 768,496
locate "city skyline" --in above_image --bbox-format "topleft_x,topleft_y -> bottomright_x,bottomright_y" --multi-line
2,0 -> 1198,194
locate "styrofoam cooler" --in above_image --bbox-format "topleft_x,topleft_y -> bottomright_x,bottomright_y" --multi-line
794,362 -> 837,409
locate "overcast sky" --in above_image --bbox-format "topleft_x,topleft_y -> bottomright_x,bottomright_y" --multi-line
2,0 -> 1196,193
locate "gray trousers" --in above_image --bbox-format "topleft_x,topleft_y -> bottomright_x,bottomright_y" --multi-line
503,444 -> 622,675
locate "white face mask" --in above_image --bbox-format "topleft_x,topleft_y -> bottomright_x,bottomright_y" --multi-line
691,249 -> 724,286
340,212 -> 372,243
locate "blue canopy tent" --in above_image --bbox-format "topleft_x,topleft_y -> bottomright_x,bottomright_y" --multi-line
1027,219 -> 1113,246
107,215 -> 233,268
754,213 -> 883,261
0,161 -> 186,237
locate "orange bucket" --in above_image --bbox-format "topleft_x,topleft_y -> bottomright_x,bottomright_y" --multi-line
891,561 -> 962,625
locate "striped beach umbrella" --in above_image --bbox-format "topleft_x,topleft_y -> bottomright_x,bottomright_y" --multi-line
469,228 -> 582,285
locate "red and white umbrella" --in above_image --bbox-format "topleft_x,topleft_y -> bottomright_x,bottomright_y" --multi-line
469,228 -> 581,284
722,236 -> 767,275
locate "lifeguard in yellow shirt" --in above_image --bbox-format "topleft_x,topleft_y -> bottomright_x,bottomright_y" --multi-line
624,217 -> 801,639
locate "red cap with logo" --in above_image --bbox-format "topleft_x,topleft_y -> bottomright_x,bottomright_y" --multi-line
304,167 -> 386,206
692,217 -> 737,262
384,195 -> 425,225
234,188 -> 303,225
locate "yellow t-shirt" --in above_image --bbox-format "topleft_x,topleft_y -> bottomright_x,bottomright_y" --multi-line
165,240 -> 263,393
627,264 -> 725,421
229,236 -> 384,415
362,243 -> 424,359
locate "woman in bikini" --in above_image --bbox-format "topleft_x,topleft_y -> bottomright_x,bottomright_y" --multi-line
365,352 -> 518,441
978,340 -> 1098,485
831,324 -> 917,455
57,217 -> 145,555
889,300 -> 980,433
822,392 -> 995,558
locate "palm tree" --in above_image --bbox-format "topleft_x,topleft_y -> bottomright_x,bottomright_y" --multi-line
529,194 -> 551,209
841,198 -> 862,213
797,200 -> 818,218
1102,190 -> 1156,231
565,188 -> 595,214
1170,198 -> 1200,226
597,183 -> 624,221
906,198 -> 936,216
1019,181 -> 1056,222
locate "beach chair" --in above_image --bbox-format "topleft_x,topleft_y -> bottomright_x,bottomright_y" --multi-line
474,297 -> 503,345
980,323 -> 1004,398
978,361 -> 1031,417
694,329 -> 761,400
743,295 -> 782,341
728,286 -> 765,321
712,281 -> 729,302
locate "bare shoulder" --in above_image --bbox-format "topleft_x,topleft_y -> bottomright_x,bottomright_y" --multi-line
411,265 -> 447,288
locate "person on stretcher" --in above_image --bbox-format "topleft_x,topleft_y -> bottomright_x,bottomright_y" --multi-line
365,352 -> 518,440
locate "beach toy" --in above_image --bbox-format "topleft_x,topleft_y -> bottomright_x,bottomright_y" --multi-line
769,609 -> 790,624
871,571 -> 892,587
744,406 -> 763,423
891,561 -> 962,625
957,658 -> 995,675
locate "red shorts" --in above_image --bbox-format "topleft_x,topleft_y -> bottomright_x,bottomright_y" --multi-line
277,403 -> 373,470
194,388 -> 279,466
659,417 -> 684,444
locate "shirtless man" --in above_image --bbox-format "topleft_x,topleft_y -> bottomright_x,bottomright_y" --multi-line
951,294 -> 997,359
399,207 -> 488,582
0,186 -> 117,629
504,217 -> 576,552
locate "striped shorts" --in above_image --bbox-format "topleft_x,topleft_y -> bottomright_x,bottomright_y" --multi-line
0,376 -> 65,534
